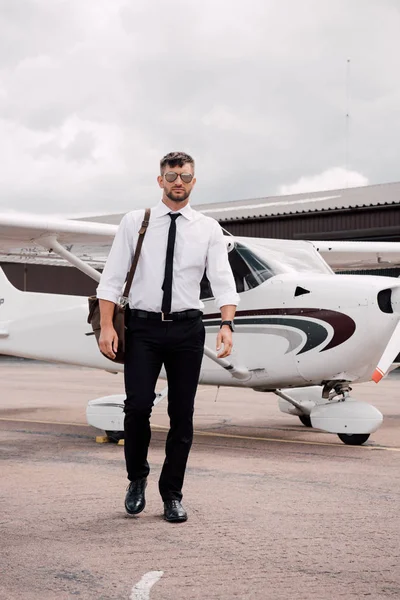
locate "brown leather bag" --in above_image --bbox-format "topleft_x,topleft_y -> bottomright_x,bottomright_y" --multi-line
87,208 -> 151,363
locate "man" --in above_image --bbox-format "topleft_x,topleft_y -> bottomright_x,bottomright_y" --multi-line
96,151 -> 239,522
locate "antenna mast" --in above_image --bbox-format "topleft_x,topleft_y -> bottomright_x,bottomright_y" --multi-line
345,58 -> 351,186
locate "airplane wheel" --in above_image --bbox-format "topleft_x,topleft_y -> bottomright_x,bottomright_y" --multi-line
105,430 -> 124,443
299,415 -> 312,428
337,433 -> 370,445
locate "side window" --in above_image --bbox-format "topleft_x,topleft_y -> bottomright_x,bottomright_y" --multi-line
199,242 -> 275,300
229,242 -> 274,292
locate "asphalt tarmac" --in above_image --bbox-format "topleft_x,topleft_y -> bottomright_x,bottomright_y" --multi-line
1,359 -> 399,599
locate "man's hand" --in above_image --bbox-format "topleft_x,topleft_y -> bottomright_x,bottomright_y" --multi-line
99,325 -> 119,360
216,326 -> 233,358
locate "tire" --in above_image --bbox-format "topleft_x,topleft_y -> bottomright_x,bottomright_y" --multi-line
105,430 -> 125,443
337,433 -> 370,445
299,415 -> 312,428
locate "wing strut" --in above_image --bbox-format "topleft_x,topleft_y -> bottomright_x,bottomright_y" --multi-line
203,346 -> 250,381
38,236 -> 101,282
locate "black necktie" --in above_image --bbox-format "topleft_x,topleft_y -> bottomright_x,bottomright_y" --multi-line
161,213 -> 181,314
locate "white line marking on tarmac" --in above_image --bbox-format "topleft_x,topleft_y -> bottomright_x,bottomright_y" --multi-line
1,417 -> 399,451
0,417 -> 88,427
151,424 -> 400,452
130,571 -> 164,600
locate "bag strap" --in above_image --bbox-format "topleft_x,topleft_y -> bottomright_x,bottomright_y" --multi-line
121,207 -> 151,302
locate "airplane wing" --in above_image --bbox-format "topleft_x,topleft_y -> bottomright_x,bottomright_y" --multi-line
0,213 -> 117,268
310,241 -> 400,271
0,212 -> 232,271
1,212 -> 400,274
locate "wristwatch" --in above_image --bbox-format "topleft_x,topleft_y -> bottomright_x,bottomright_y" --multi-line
220,320 -> 235,332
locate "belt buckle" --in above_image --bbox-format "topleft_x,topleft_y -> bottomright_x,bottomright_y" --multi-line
161,312 -> 173,322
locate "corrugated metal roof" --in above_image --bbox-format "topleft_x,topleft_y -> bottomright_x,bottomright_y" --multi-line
193,181 -> 400,221
80,181 -> 400,225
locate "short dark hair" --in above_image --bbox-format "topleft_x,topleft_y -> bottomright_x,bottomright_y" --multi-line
160,151 -> 195,174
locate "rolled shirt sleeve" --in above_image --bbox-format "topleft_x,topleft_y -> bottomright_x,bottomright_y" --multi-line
96,213 -> 135,304
206,220 -> 240,309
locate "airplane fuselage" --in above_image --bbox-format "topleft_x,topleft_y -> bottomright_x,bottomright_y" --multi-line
0,269 -> 399,390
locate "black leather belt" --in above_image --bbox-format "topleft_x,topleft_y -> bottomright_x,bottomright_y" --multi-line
130,309 -> 203,322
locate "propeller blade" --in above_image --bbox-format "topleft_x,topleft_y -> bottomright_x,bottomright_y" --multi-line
372,320 -> 400,383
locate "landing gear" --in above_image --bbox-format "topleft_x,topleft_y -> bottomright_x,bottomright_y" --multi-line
337,433 -> 370,446
276,384 -> 382,444
326,384 -> 372,445
299,414 -> 312,428
105,430 -> 124,443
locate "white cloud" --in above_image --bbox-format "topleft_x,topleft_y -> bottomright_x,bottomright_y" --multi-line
278,167 -> 369,195
0,116 -> 126,211
0,0 -> 399,214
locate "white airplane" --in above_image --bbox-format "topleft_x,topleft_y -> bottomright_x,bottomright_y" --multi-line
0,211 -> 399,445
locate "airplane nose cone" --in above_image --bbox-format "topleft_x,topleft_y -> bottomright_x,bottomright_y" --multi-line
377,286 -> 400,315
391,287 -> 400,315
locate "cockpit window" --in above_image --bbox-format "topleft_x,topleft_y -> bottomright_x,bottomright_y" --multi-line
200,241 -> 275,300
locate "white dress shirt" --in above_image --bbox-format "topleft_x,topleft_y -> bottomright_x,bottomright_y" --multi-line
96,200 -> 240,312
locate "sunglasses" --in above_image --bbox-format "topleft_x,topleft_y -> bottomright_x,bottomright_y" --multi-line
164,171 -> 194,184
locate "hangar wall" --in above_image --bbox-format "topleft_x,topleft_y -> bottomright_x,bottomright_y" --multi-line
221,205 -> 400,241
1,262 -> 98,296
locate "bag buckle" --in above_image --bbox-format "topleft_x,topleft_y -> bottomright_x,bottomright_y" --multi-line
161,312 -> 173,322
119,296 -> 129,308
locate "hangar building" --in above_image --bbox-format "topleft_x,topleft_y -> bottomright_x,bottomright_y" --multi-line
196,181 -> 400,242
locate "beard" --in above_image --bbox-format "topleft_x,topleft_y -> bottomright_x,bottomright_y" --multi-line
166,189 -> 190,202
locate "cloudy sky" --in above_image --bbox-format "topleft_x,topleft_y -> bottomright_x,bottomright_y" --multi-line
0,0 -> 399,215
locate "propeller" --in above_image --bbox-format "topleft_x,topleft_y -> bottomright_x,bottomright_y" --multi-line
372,320 -> 400,383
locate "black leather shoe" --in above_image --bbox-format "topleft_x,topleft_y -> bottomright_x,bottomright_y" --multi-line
163,500 -> 187,523
125,478 -> 147,515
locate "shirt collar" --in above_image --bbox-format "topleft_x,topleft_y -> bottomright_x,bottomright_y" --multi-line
153,200 -> 194,221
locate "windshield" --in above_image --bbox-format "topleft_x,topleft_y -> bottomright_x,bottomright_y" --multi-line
235,237 -> 333,275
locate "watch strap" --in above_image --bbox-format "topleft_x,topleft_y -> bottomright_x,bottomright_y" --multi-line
220,320 -> 234,331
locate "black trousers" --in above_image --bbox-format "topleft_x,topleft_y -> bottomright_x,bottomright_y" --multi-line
123,314 -> 205,501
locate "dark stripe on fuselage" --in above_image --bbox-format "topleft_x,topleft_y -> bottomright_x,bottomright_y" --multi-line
204,308 -> 356,354
204,317 -> 328,355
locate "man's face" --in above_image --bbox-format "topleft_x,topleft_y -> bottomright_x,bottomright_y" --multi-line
157,162 -> 196,203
